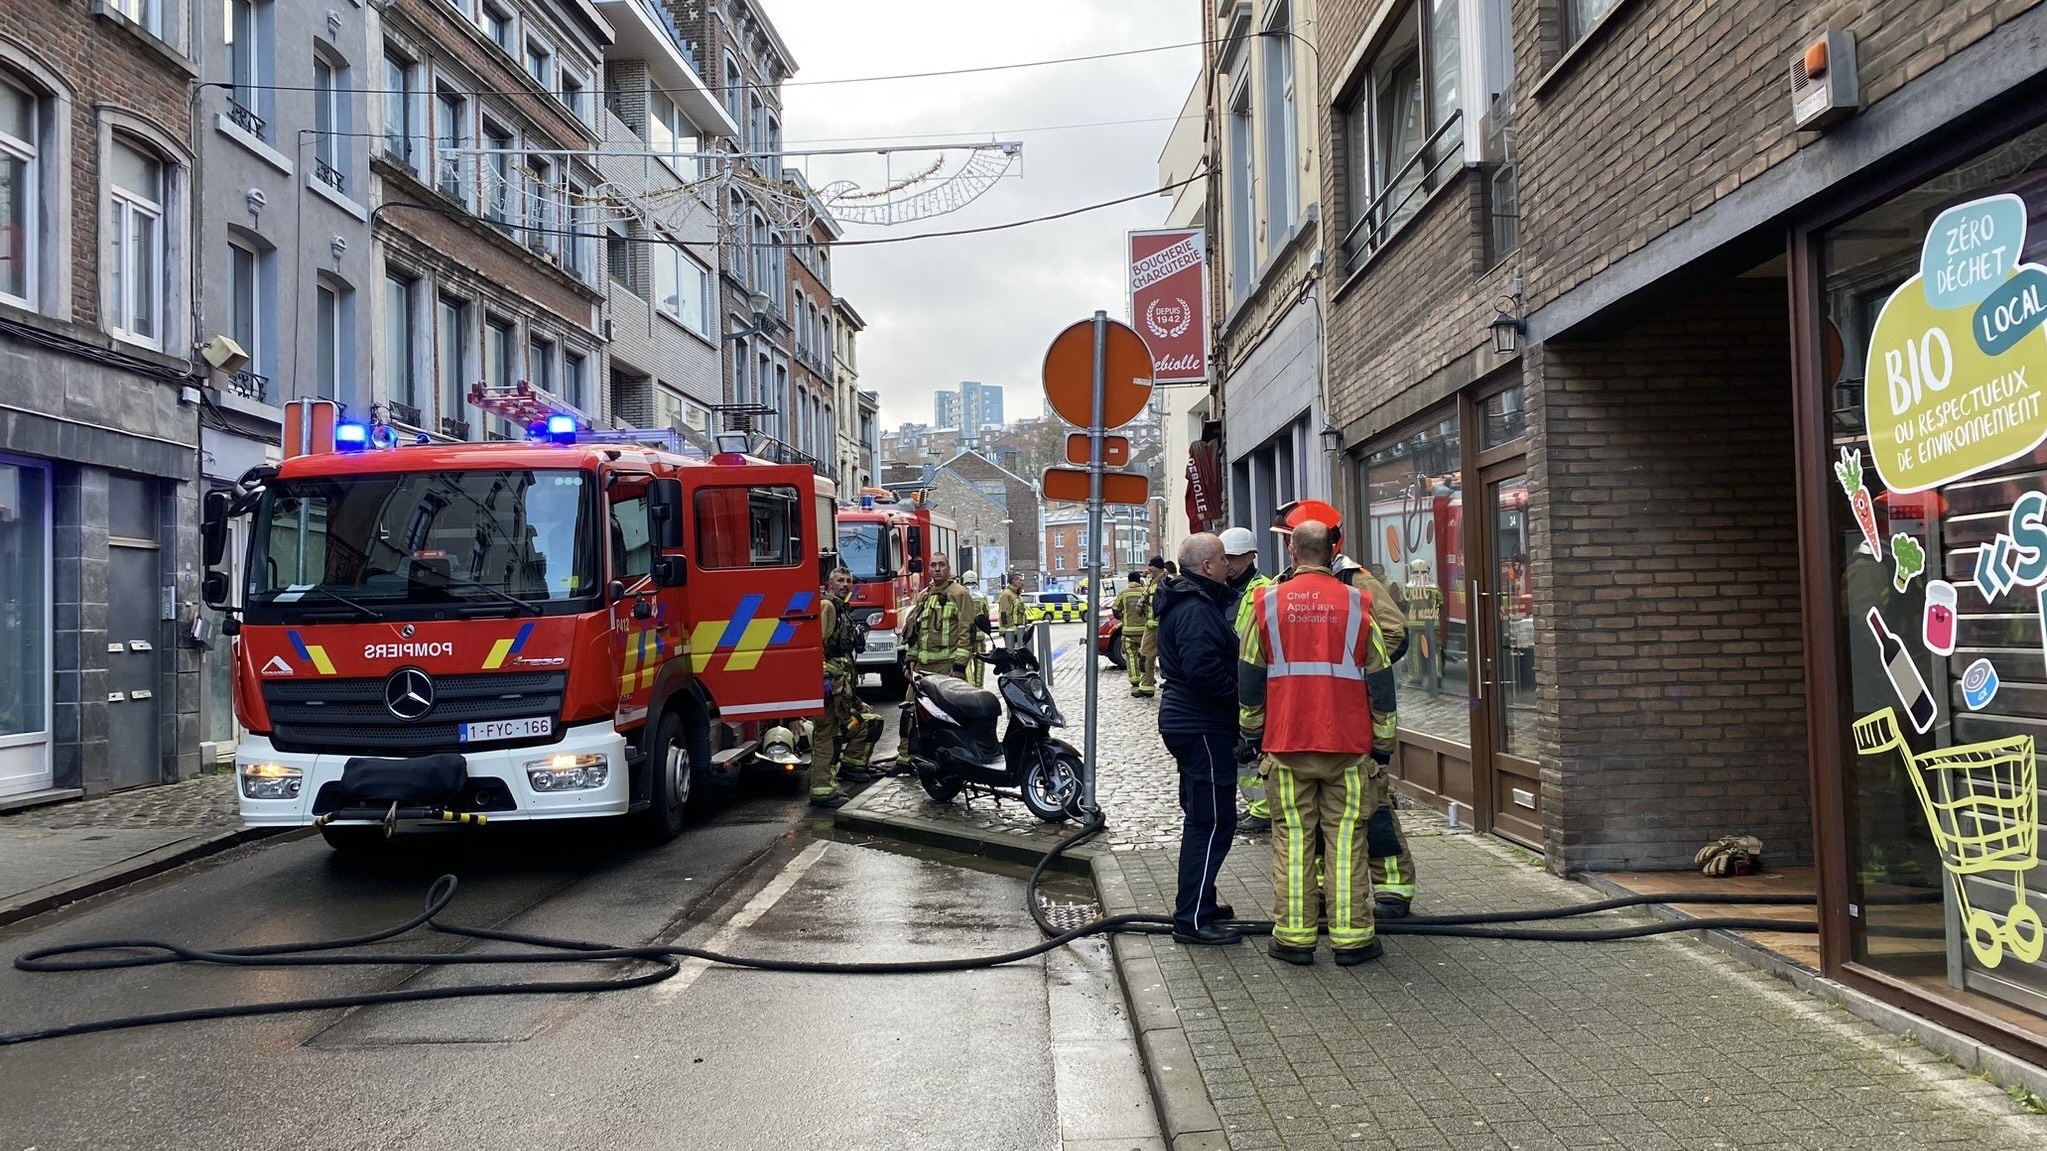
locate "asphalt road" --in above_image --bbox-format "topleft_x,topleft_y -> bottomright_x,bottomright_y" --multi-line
0,712 -> 1154,1151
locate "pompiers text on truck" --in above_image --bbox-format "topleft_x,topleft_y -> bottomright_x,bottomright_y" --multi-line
201,396 -> 834,851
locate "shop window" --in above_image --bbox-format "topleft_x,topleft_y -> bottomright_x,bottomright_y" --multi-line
1818,121 -> 2047,1026
1479,383 -> 1526,448
0,460 -> 48,747
694,485 -> 801,568
1358,414 -> 1466,743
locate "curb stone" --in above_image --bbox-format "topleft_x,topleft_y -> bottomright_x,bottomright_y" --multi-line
0,826 -> 294,927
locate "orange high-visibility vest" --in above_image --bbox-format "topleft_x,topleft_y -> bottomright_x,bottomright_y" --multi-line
1251,571 -> 1375,756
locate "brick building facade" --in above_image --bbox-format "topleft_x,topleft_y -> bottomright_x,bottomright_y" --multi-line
1202,0 -> 2047,1062
0,0 -> 204,800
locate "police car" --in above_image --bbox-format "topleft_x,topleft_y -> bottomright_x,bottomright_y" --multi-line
1023,590 -> 1088,623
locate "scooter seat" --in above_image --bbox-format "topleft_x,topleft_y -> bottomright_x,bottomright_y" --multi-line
915,673 -> 1002,720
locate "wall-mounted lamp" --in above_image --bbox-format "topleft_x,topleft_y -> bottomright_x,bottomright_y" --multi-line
1488,296 -> 1525,356
1319,422 -> 1345,454
725,290 -> 772,341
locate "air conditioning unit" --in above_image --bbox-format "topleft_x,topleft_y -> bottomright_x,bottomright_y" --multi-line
1791,30 -> 1859,131
601,317 -> 616,341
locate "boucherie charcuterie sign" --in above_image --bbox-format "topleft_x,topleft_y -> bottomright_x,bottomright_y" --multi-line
1865,193 -> 2047,493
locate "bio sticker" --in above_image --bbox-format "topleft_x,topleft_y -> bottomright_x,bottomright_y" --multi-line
1864,193 -> 2047,493
1890,534 -> 1926,592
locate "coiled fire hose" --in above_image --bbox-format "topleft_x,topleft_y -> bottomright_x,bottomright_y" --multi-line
2,814 -> 1824,1047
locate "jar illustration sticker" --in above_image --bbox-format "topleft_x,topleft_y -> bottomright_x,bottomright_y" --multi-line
1923,580 -> 1958,656
1962,658 -> 2001,711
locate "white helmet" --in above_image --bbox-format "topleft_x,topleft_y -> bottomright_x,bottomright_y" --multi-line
759,725 -> 801,766
1219,527 -> 1258,556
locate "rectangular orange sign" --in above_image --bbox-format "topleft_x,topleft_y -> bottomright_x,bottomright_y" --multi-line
1042,467 -> 1150,506
1064,433 -> 1130,467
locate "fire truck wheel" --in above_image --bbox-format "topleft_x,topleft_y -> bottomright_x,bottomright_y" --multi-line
639,708 -> 692,843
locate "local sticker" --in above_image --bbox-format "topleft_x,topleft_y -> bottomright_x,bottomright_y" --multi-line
1863,193 -> 2047,493
1962,657 -> 2001,711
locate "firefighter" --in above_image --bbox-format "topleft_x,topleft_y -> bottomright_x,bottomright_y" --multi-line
998,570 -> 1028,647
812,566 -> 873,809
1141,555 -> 1166,690
902,552 -> 975,691
1239,520 -> 1385,965
961,570 -> 992,687
1220,527 -> 1274,833
1112,571 -> 1153,697
1270,498 -> 1418,918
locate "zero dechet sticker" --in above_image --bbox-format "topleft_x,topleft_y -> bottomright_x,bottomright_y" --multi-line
1863,193 -> 2047,494
1836,448 -> 1883,560
1891,534 -> 1926,592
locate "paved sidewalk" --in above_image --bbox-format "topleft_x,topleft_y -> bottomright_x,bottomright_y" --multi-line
840,635 -> 2047,1151
0,774 -> 270,926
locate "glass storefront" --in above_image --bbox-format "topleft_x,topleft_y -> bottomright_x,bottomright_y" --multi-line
1358,413 -> 1468,741
0,457 -> 49,796
1819,122 -> 2047,1027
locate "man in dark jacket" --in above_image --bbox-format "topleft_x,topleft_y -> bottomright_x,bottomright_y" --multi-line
1154,532 -> 1243,945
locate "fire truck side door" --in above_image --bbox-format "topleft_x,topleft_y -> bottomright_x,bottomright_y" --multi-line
606,476 -> 673,724
683,475 -> 824,720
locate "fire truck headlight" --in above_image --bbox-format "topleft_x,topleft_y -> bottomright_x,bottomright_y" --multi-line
239,762 -> 302,800
526,753 -> 609,792
865,610 -> 884,627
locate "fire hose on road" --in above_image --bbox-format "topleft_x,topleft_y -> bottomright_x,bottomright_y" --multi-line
0,815 -> 1824,1048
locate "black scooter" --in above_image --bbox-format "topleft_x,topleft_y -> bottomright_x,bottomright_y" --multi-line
904,645 -> 1085,822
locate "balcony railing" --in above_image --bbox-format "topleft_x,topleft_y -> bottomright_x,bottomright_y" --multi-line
1342,110 -> 1464,273
225,370 -> 269,402
387,400 -> 422,428
313,155 -> 346,195
225,96 -> 264,138
440,416 -> 472,441
748,434 -> 830,477
643,0 -> 701,73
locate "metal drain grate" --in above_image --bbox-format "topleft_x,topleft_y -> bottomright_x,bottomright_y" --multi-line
1036,899 -> 1102,932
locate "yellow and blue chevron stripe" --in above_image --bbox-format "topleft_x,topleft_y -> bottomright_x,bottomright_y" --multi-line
286,630 -> 336,676
689,592 -> 814,674
621,621 -> 671,694
483,621 -> 537,670
1026,600 -> 1087,624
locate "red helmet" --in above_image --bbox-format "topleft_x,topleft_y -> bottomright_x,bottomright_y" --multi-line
1270,498 -> 1344,543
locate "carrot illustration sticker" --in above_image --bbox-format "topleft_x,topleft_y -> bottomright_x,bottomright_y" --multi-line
1891,534 -> 1926,592
1836,447 -> 1883,560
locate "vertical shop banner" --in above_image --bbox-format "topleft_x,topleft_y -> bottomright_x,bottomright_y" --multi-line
1865,194 -> 2047,493
1129,228 -> 1209,384
1185,439 -> 1221,532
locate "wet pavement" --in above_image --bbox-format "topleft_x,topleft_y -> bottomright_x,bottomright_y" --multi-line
0,775 -> 1160,1150
840,625 -> 2047,1151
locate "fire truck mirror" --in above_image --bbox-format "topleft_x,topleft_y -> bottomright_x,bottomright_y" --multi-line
201,490 -> 232,568
653,556 -> 687,588
648,478 -> 685,551
202,570 -> 230,609
907,525 -> 924,558
608,579 -> 627,602
907,557 -> 925,575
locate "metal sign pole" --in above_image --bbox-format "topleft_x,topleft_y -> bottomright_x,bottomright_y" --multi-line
1082,311 -> 1107,817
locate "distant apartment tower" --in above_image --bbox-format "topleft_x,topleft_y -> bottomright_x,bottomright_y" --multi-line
960,380 -> 1003,440
934,389 -> 960,429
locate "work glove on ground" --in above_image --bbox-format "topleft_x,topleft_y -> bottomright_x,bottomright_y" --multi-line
1693,835 -> 1764,878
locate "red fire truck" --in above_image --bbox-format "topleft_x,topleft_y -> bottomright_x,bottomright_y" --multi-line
201,395 -> 832,850
834,492 -> 955,694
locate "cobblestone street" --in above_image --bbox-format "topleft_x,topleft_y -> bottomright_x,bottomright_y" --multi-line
840,625 -> 2047,1150
0,774 -> 240,831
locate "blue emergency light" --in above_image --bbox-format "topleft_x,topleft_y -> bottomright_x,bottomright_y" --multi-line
334,421 -> 370,451
546,414 -> 578,443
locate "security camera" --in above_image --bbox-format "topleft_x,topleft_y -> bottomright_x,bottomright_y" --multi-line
200,334 -> 251,373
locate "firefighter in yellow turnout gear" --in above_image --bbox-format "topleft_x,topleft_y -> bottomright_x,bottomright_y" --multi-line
902,552 -> 975,684
813,568 -> 881,809
961,571 -> 991,687
1112,572 -> 1155,697
1140,556 -> 1166,691
1220,529 -> 1274,831
998,571 -> 1028,647
1239,521 -> 1386,965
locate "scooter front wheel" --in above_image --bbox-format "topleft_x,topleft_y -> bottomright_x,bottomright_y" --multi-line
1023,745 -> 1084,823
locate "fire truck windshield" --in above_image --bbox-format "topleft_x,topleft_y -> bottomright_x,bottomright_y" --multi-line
837,521 -> 895,579
245,469 -> 596,619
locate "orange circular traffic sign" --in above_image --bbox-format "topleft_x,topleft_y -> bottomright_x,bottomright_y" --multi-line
1042,317 -> 1154,430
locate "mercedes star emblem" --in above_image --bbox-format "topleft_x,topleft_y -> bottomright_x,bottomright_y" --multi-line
385,668 -> 435,721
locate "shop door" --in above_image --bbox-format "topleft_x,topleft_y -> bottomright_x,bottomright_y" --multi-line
104,476 -> 162,792
1476,467 -> 1542,846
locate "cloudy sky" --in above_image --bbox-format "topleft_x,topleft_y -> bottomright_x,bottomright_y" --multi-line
764,0 -> 1203,429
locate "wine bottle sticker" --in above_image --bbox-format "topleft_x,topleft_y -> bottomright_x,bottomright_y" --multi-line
1962,658 -> 2000,711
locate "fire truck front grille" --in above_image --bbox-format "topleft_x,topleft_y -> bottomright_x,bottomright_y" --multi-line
262,672 -> 569,755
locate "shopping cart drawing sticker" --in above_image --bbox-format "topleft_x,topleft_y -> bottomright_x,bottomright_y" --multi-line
1854,707 -> 2044,968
